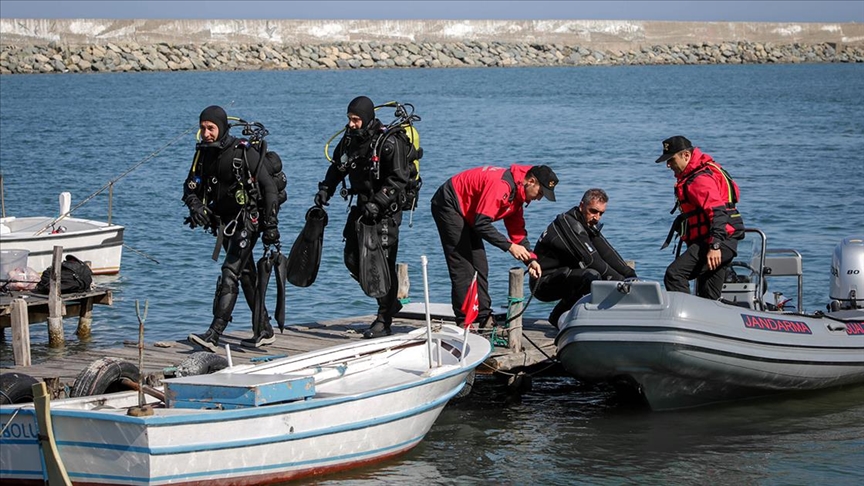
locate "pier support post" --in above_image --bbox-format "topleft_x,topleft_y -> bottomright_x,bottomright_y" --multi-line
396,262 -> 410,301
76,298 -> 93,340
47,246 -> 65,348
11,297 -> 31,366
507,267 -> 523,352
75,261 -> 94,339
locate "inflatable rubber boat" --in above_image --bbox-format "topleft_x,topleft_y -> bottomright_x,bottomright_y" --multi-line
556,229 -> 864,411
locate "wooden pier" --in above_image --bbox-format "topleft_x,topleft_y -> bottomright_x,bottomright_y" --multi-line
0,312 -> 558,397
1,264 -> 560,397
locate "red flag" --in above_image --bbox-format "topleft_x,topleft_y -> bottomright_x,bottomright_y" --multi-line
460,272 -> 479,328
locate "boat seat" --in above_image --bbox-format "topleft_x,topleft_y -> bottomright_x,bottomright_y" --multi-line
719,297 -> 754,309
764,252 -> 803,277
720,282 -> 758,309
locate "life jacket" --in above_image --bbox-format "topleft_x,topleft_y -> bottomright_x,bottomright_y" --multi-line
662,154 -> 744,251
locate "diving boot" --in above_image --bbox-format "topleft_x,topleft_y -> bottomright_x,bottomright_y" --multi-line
190,279 -> 237,353
548,300 -> 571,330
241,319 -> 276,349
188,318 -> 228,353
477,314 -> 496,330
362,319 -> 392,339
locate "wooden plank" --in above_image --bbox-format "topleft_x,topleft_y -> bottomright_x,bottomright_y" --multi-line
10,298 -> 31,366
507,267 -> 524,353
0,289 -> 113,328
47,246 -> 64,347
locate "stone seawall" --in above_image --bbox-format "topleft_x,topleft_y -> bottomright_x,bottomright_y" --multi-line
2,19 -> 863,74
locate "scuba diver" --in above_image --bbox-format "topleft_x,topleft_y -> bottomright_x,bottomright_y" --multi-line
530,188 -> 637,329
314,96 -> 415,339
183,105 -> 283,352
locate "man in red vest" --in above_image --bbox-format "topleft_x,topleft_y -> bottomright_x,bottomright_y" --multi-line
657,136 -> 745,299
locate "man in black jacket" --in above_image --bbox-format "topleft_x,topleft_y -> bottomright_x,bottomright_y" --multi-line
530,188 -> 637,328
313,96 -> 414,339
183,105 -> 283,351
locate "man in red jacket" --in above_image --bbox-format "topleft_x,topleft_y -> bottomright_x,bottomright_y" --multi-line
656,136 -> 745,300
431,164 -> 558,328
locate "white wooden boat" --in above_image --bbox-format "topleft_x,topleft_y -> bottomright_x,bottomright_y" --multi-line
0,193 -> 124,275
556,230 -> 864,411
0,323 -> 491,485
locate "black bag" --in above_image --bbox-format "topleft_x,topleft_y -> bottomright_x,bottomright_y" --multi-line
34,255 -> 93,295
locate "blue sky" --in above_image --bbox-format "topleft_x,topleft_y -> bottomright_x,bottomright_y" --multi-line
1,1 -> 862,22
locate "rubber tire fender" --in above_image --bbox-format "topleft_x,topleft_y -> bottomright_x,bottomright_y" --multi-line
70,357 -> 140,397
0,372 -> 40,404
453,370 -> 476,400
175,352 -> 229,377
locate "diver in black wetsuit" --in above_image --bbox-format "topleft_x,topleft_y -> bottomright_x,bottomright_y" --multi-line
530,188 -> 637,328
183,105 -> 282,351
313,96 -> 414,339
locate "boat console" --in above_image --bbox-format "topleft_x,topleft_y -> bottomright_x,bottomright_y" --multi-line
721,228 -> 804,312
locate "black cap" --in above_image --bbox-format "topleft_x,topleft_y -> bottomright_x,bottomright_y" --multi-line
655,136 -> 693,163
199,105 -> 229,141
528,165 -> 559,201
347,96 -> 375,126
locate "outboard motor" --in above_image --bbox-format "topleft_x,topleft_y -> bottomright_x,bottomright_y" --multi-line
829,236 -> 864,311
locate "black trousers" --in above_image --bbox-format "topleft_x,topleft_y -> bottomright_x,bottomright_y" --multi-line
211,225 -> 262,331
664,239 -> 738,300
342,206 -> 403,323
531,267 -> 600,326
430,190 -> 491,325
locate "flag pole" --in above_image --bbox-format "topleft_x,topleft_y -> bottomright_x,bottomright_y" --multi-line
420,255 -> 434,369
460,322 -> 470,364
460,271 -> 478,362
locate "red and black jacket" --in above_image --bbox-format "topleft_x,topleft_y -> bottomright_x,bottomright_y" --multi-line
450,164 -> 533,252
663,148 -> 745,249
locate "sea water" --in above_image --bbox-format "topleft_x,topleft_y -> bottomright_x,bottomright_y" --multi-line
1,64 -> 862,484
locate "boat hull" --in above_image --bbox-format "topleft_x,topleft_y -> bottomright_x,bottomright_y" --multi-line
0,216 -> 123,275
1,325 -> 491,485
556,281 -> 864,411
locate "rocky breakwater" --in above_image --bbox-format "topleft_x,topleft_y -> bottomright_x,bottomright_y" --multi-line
1,39 -> 862,74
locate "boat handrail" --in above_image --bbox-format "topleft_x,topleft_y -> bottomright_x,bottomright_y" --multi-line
764,248 -> 804,312
739,228 -> 805,313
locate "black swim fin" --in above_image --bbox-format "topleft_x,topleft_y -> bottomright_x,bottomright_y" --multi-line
357,218 -> 390,299
273,251 -> 288,332
286,206 -> 328,287
252,251 -> 273,336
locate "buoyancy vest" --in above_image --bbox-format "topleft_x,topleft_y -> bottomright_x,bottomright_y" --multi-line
662,150 -> 745,250
186,137 -> 285,226
327,119 -> 412,213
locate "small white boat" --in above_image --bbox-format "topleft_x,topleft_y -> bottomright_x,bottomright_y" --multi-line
0,323 -> 491,485
0,192 -> 124,276
556,229 -> 864,411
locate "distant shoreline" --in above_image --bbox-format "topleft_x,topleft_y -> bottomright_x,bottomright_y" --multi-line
2,19 -> 862,74
1,39 -> 861,75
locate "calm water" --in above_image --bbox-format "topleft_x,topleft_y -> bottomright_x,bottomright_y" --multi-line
1,64 -> 863,483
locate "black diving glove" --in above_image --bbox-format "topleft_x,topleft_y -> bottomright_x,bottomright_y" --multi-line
186,199 -> 211,229
314,184 -> 330,207
262,226 -> 280,246
362,202 -> 380,220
